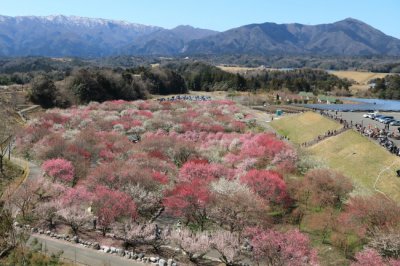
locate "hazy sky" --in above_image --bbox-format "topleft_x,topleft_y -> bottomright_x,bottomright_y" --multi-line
2,0 -> 399,38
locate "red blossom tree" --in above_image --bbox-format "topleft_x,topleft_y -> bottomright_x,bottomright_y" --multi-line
240,169 -> 288,205
92,185 -> 137,235
42,158 -> 75,183
151,171 -> 169,184
240,134 -> 285,159
163,179 -> 211,231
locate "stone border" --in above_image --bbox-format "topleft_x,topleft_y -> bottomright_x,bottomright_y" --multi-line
17,224 -> 178,266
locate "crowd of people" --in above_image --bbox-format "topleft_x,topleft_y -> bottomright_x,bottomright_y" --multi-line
157,95 -> 212,102
301,127 -> 348,147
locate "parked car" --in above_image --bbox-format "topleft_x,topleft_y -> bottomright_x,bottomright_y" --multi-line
363,112 -> 378,118
377,116 -> 394,123
373,114 -> 385,120
382,118 -> 396,124
390,120 -> 400,126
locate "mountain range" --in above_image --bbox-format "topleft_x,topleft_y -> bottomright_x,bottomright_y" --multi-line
0,15 -> 399,57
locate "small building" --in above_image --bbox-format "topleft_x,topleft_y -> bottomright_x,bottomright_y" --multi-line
317,95 -> 338,104
298,91 -> 314,101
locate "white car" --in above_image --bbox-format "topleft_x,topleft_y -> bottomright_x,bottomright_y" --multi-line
363,112 -> 377,118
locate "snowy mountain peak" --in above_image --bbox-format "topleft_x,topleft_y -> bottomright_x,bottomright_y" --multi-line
2,14 -> 162,31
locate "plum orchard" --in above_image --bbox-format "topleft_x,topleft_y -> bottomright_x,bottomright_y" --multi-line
13,99 -> 400,265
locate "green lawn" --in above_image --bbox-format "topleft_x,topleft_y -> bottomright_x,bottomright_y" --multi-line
270,112 -> 342,144
309,130 -> 400,202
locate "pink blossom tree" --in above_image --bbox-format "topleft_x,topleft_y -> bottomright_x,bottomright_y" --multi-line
61,185 -> 93,206
352,249 -> 385,266
178,160 -> 232,183
246,227 -> 318,266
42,158 -> 75,184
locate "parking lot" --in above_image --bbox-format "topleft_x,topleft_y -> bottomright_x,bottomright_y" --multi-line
325,110 -> 400,146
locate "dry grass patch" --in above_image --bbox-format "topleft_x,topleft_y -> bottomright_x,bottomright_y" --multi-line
308,130 -> 400,202
330,71 -> 388,84
217,65 -> 259,73
330,71 -> 390,93
270,112 -> 342,144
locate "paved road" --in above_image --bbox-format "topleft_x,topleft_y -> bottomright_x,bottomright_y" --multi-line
27,234 -> 146,266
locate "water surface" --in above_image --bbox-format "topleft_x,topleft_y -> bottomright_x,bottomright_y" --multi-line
303,98 -> 400,111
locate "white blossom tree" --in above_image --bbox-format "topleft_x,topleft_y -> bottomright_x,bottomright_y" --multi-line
57,205 -> 93,235
168,228 -> 211,262
125,222 -> 166,252
210,230 -> 243,266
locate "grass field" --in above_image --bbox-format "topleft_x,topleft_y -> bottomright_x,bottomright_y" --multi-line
270,112 -> 342,144
0,159 -> 24,199
309,130 -> 400,202
330,71 -> 390,93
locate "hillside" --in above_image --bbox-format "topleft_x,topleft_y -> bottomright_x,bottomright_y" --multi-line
270,112 -> 342,144
123,25 -> 218,55
270,112 -> 400,202
309,130 -> 400,202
